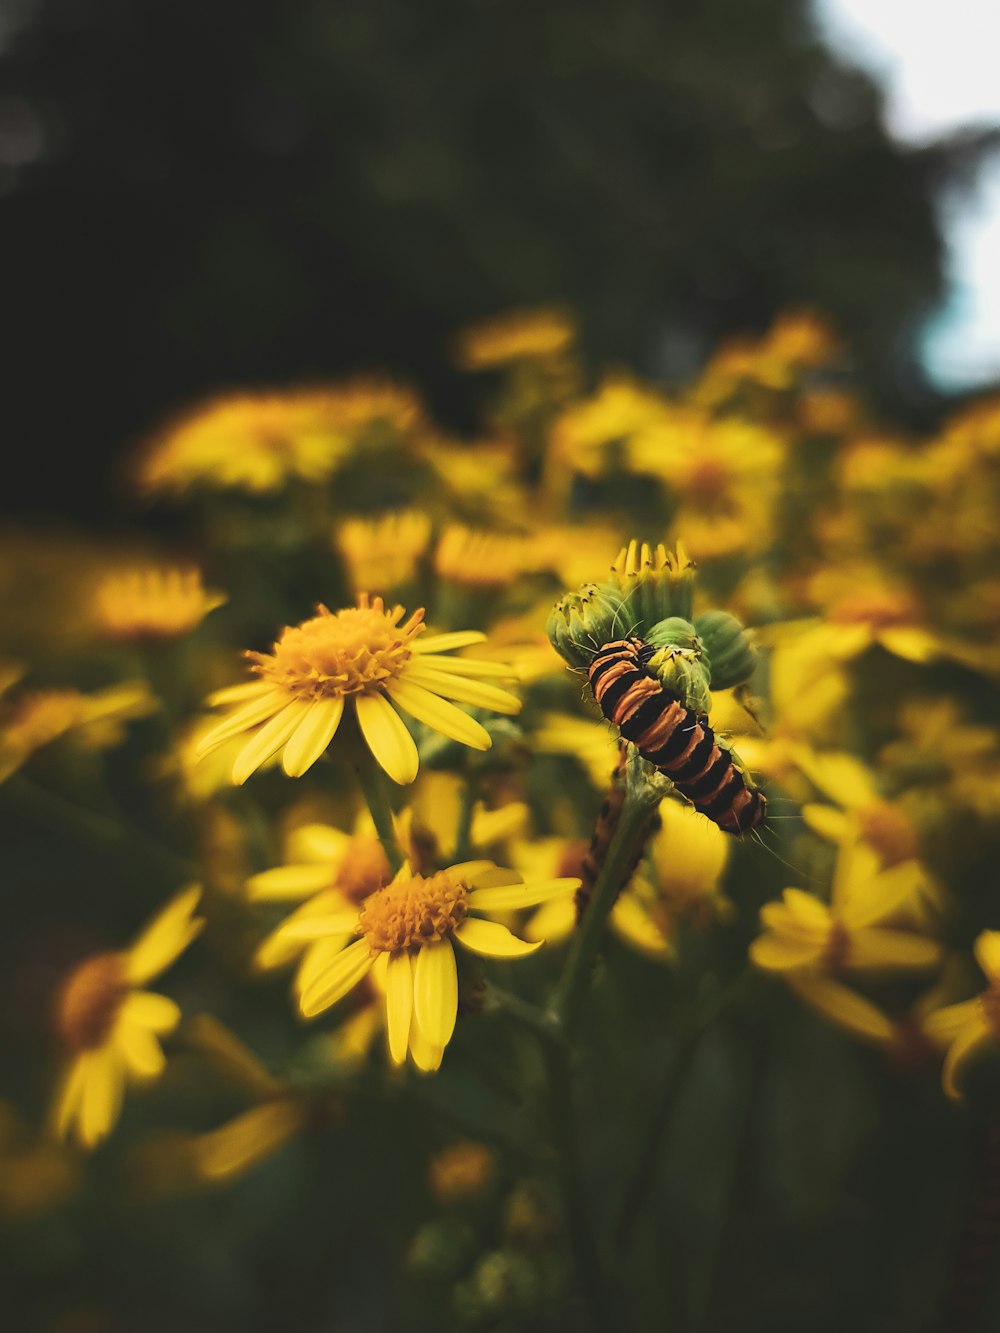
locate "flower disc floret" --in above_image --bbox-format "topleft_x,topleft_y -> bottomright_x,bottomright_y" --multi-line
56,953 -> 127,1051
250,597 -> 423,701
358,872 -> 469,954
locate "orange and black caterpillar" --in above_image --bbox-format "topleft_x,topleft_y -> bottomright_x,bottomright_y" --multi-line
587,637 -> 766,835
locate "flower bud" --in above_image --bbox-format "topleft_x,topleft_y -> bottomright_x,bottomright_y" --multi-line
607,539 -> 698,629
545,583 -> 628,668
694,609 -> 758,690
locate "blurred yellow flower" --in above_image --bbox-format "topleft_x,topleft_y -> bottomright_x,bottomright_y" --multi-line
549,376 -> 672,481
0,681 -> 158,782
334,510 -> 432,595
91,564 -> 226,640
428,1140 -> 496,1203
197,594 -> 521,786
53,887 -> 203,1148
923,932 -> 1000,1099
273,861 -> 577,1071
434,524 -> 543,591
454,307 -> 576,370
750,838 -> 940,977
802,567 -> 941,664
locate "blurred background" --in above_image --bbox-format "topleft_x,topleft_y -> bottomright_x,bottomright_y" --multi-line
2,0 -> 998,526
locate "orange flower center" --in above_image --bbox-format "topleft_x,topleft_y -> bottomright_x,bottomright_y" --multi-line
828,589 -> 920,630
248,595 -> 424,701
856,801 -> 918,867
683,455 -> 731,504
823,921 -> 851,970
980,984 -> 1000,1039
336,835 -> 393,904
56,952 -> 127,1051
358,872 -> 468,954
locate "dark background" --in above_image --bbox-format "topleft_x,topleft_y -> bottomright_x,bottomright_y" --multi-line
3,0 -> 998,525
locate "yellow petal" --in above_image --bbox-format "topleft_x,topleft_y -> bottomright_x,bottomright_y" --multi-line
196,1101 -> 304,1180
404,664 -> 521,714
749,934 -> 824,971
408,1022 -> 445,1073
295,935 -> 356,995
385,952 -> 414,1066
786,974 -> 894,1045
299,938 -> 374,1018
117,990 -> 180,1037
453,918 -> 543,959
413,632 -> 487,653
974,931 -> 1000,981
113,1015 -> 166,1079
195,690 -> 289,755
408,655 -> 515,679
923,999 -> 983,1047
126,886 -> 203,985
386,679 -> 491,750
413,940 -> 458,1050
782,888 -> 832,927
467,879 -> 580,911
183,1014 -> 279,1096
54,1056 -> 88,1141
941,1016 -> 994,1099
232,700 -> 314,785
246,864 -> 334,901
801,804 -> 851,846
286,823 -> 351,864
610,894 -> 672,961
878,627 -> 939,663
79,1048 -> 125,1149
523,897 -> 575,944
281,697 -> 345,777
840,860 -> 928,929
793,750 -> 878,809
205,681 -> 275,707
354,692 -> 419,786
276,913 -> 360,941
845,928 -> 940,972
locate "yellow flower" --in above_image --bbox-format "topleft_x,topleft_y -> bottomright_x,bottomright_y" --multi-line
334,510 -> 432,595
790,746 -> 943,918
531,713 -> 620,790
0,681 -> 158,782
454,307 -> 576,369
548,376 -> 672,481
52,888 -> 203,1148
923,932 -> 1000,1099
428,1141 -> 496,1203
799,566 -> 942,664
524,798 -> 730,959
271,861 -> 578,1071
749,838 -> 941,977
434,525 -> 542,591
91,564 -> 226,640
196,594 -> 521,786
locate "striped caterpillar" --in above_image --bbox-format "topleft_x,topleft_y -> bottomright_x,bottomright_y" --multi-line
587,637 -> 766,835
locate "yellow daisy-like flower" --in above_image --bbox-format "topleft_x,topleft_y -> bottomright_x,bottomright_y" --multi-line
454,307 -> 576,370
749,838 -> 941,978
922,932 -> 1000,1100
53,887 -> 203,1149
196,594 -> 521,787
334,510 -> 433,595
272,861 -> 578,1071
434,525 -> 543,592
0,681 -> 158,783
91,564 -> 226,641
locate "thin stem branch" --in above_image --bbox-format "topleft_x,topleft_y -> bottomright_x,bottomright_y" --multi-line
353,752 -> 404,875
552,784 -> 659,1034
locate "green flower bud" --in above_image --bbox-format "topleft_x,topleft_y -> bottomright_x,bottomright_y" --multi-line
694,609 -> 758,690
546,583 -> 628,668
606,539 -> 698,631
645,645 -> 712,716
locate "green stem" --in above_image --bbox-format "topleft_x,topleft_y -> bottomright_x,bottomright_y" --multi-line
545,1041 -> 626,1332
552,785 -> 658,1033
484,985 -> 565,1049
354,752 -> 404,875
452,776 -> 477,862
614,973 -> 752,1251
